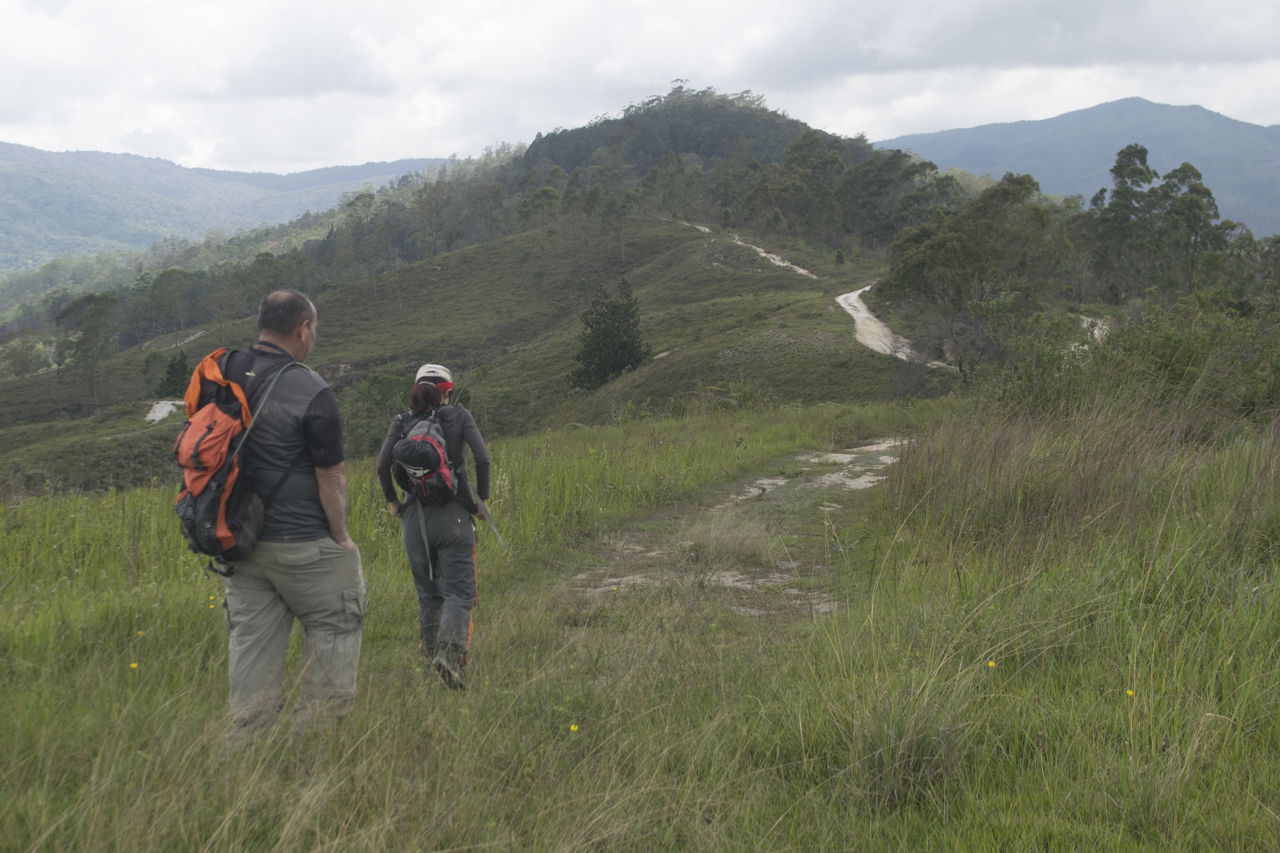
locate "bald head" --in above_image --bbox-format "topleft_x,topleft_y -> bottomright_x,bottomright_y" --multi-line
258,290 -> 316,337
257,289 -> 318,361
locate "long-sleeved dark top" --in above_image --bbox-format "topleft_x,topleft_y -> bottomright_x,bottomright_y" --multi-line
375,404 -> 491,511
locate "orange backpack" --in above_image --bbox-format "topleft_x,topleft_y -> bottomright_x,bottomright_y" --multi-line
172,348 -> 295,574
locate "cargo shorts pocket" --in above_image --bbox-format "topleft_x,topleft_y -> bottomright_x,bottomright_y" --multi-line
340,585 -> 366,631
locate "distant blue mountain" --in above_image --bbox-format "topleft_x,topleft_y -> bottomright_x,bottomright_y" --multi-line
876,98 -> 1280,237
0,142 -> 446,271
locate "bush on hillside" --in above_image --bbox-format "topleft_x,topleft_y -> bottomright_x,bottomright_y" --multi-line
569,280 -> 652,391
991,288 -> 1280,426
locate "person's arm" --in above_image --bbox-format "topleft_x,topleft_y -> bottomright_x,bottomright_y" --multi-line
301,384 -> 357,543
460,410 -> 491,501
315,461 -> 356,549
375,414 -> 406,514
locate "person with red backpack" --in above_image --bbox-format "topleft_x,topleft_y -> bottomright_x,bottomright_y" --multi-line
182,290 -> 364,742
375,364 -> 490,689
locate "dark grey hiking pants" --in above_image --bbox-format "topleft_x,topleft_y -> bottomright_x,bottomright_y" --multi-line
401,500 -> 476,661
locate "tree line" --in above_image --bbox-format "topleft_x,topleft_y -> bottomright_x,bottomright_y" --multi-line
878,143 -> 1280,384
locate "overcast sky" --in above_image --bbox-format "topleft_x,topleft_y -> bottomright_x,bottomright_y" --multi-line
3,0 -> 1277,174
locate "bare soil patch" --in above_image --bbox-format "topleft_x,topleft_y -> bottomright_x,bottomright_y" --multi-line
566,439 -> 902,618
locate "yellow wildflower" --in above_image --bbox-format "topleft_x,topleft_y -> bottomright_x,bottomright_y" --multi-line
569,723 -> 580,733
130,662 -> 139,670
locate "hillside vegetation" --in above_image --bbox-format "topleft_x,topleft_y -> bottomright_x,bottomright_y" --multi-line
3,86 -> 1278,492
877,97 -> 1280,237
0,140 -> 445,276
0,87 -> 961,493
7,332 -> 1280,846
5,86 -> 1280,848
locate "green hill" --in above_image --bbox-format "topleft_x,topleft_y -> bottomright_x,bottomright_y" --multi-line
7,91 -> 1280,852
0,141 -> 446,272
0,86 -> 971,493
0,214 -> 940,493
523,88 -> 826,174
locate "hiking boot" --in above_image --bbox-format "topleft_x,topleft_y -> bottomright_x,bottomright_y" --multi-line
432,647 -> 466,690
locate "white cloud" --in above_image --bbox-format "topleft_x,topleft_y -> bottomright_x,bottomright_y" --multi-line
0,0 -> 1277,171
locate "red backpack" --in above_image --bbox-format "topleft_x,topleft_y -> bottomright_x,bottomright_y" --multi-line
172,348 -> 295,574
391,410 -> 458,505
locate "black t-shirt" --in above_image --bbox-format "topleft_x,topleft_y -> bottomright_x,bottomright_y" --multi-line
234,346 -> 344,542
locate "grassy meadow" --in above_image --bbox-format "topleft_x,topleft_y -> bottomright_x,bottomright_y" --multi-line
0,217 -> 922,493
5,386 -> 1280,850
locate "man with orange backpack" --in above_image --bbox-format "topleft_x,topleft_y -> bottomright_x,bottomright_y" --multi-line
176,290 -> 364,743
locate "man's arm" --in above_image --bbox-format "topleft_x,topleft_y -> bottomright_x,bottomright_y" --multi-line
314,461 -> 356,549
301,384 -> 355,547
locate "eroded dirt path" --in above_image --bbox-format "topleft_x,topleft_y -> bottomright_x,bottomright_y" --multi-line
730,234 -> 818,279
677,220 -> 938,367
836,285 -> 947,367
836,285 -> 918,361
567,438 -> 903,617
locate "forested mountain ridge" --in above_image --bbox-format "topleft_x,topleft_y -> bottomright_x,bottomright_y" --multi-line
523,88 -> 822,174
0,87 -> 967,491
0,141 -> 446,271
5,86 -> 1277,497
876,98 -> 1280,236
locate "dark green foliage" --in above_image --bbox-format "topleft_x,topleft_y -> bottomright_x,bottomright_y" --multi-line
0,88 -> 975,489
878,141 -> 1273,386
338,374 -> 413,459
152,351 -> 190,398
524,86 -> 816,176
1091,144 -> 1233,300
876,97 -> 1280,238
837,150 -> 966,247
1099,289 -> 1280,420
881,174 -> 1064,378
569,280 -> 652,390
885,173 -> 1048,306
986,286 -> 1280,433
514,87 -> 951,252
54,291 -> 120,407
2,87 -> 957,355
0,338 -> 51,379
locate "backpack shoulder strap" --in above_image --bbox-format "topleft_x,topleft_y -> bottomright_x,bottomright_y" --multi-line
224,360 -> 299,471
184,347 -> 252,425
238,360 -> 306,507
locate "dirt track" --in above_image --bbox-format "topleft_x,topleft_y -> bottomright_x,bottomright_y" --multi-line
835,285 -> 917,360
683,222 -> 936,365
568,438 -> 903,617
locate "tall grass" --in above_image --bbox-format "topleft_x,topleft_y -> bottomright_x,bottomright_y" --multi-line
6,381 -> 1278,849
836,376 -> 1280,846
2,402 -> 913,851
